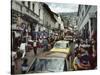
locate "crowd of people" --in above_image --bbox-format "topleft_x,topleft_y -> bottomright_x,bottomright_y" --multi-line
11,33 -> 97,73
72,38 -> 97,70
11,35 -> 58,74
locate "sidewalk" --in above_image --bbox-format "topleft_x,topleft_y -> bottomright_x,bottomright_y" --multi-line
15,50 -> 35,74
14,47 -> 45,74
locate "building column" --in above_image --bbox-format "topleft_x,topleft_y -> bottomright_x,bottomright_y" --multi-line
89,19 -> 91,40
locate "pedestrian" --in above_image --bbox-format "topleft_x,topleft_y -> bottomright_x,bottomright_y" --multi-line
50,37 -> 55,48
19,39 -> 27,59
88,39 -> 97,69
73,52 -> 84,70
33,40 -> 37,55
79,46 -> 89,56
79,46 -> 90,69
38,37 -> 43,53
48,37 -> 51,50
73,44 -> 79,59
43,37 -> 48,51
27,40 -> 33,52
21,58 -> 28,74
75,43 -> 78,49
91,39 -> 97,57
85,39 -> 88,44
11,50 -> 17,74
73,38 -> 76,43
73,51 -> 90,70
77,38 -> 80,47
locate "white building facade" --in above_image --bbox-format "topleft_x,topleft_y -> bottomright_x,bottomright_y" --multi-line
12,0 -> 58,41
77,5 -> 97,40
42,3 -> 57,36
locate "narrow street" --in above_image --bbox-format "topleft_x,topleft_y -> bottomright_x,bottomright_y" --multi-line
15,47 -> 45,74
14,41 -> 75,74
15,50 -> 35,74
11,0 -> 97,74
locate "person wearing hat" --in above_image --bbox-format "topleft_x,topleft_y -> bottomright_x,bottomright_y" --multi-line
73,51 -> 86,70
79,46 -> 91,70
79,46 -> 88,56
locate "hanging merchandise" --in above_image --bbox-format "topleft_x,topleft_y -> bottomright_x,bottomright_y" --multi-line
14,31 -> 21,38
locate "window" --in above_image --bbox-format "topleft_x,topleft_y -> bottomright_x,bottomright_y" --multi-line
28,1 -> 30,9
54,43 -> 67,49
91,18 -> 97,31
82,11 -> 84,16
22,1 -> 25,5
85,5 -> 88,10
26,1 -> 30,12
32,3 -> 34,11
20,6 -> 22,11
11,10 -> 18,24
30,58 -> 64,72
39,9 -> 40,16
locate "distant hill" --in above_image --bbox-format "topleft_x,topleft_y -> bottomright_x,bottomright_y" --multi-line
58,12 -> 78,27
58,12 -> 77,17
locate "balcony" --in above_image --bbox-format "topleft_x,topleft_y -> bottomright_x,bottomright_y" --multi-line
12,1 -> 40,22
22,6 -> 40,22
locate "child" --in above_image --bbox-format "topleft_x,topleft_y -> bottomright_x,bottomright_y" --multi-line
21,58 -> 28,74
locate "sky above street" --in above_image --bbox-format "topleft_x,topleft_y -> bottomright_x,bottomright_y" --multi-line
45,2 -> 79,13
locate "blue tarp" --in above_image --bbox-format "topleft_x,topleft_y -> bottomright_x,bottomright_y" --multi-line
32,31 -> 49,39
32,31 -> 40,39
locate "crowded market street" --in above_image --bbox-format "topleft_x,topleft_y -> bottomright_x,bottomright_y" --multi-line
11,0 -> 97,74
